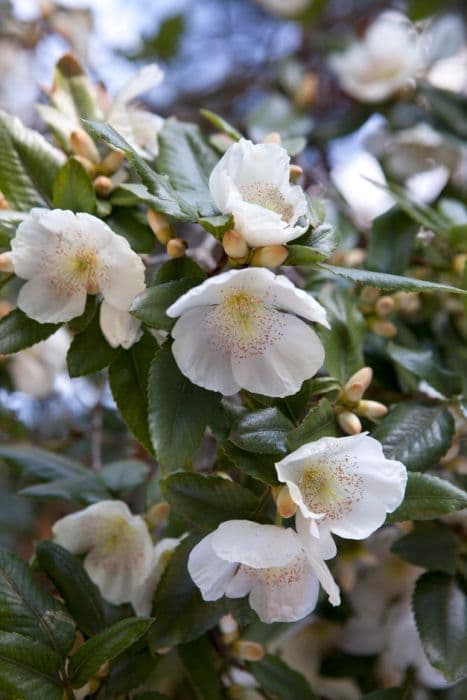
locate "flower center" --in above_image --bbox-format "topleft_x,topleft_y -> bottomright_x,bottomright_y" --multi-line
301,455 -> 363,521
239,182 -> 294,221
204,290 -> 285,359
68,249 -> 100,294
241,553 -> 307,586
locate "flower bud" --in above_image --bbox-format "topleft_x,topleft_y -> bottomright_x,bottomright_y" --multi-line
342,382 -> 365,404
72,155 -> 96,176
369,319 -> 398,338
250,245 -> 288,268
100,149 -> 125,175
232,640 -> 265,662
356,400 -> 388,418
263,131 -> 281,145
331,248 -> 366,267
0,193 -> 9,210
70,129 -> 100,164
360,287 -> 380,305
375,295 -> 395,317
395,291 -> 420,315
223,230 -> 249,259
167,238 -> 187,258
294,72 -> 319,108
276,484 -> 298,519
0,252 -> 14,273
57,52 -> 83,78
147,209 -> 173,245
219,614 -> 238,644
337,410 -> 362,435
93,175 -> 113,197
289,164 -> 303,181
145,501 -> 170,529
453,254 -> 467,276
343,367 -> 373,396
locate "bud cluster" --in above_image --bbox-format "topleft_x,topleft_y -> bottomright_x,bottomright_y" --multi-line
335,366 -> 388,435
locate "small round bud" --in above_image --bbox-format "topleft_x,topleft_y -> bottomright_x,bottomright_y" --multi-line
356,400 -> 388,418
93,176 -> 113,197
232,640 -> 265,662
223,230 -> 249,259
70,129 -> 100,164
147,209 -> 173,245
100,149 -> 125,175
145,501 -> 170,529
263,131 -> 281,145
369,319 -> 398,338
219,614 -> 238,644
294,72 -> 319,108
57,52 -> 83,78
395,291 -> 420,315
250,245 -> 288,268
0,252 -> 14,273
289,164 -> 303,181
360,287 -> 380,305
337,410 -> 362,435
375,295 -> 395,317
276,484 -> 298,519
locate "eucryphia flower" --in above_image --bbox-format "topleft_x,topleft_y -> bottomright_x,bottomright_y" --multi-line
166,267 -> 329,397
188,520 -> 340,623
275,434 -> 407,549
52,500 -> 154,606
131,537 -> 182,616
10,209 -> 145,332
209,139 -> 308,247
329,12 -> 423,103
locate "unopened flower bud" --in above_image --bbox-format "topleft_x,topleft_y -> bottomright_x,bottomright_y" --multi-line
453,254 -> 467,276
223,230 -> 249,259
70,129 -> 100,164
145,501 -> 170,529
263,131 -> 281,145
395,291 -> 420,315
232,640 -> 265,662
72,155 -> 96,176
342,382 -> 365,404
369,318 -> 398,338
219,614 -> 238,644
337,410 -> 362,435
289,164 -> 303,181
57,52 -> 83,78
360,287 -> 380,305
93,175 -> 113,197
276,484 -> 298,519
147,209 -> 172,245
100,149 -> 125,175
343,367 -> 373,398
250,245 -> 288,268
294,72 -> 319,108
155,647 -> 172,655
375,295 -> 395,317
0,252 -> 14,273
356,400 -> 388,418
0,193 -> 9,210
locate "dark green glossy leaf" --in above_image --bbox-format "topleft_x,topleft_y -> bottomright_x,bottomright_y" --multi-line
179,635 -> 222,700
198,213 -> 234,238
0,631 -> 62,700
153,257 -> 206,284
52,158 -> 96,213
230,407 -> 294,455
391,522 -> 460,574
19,474 -> 110,505
0,444 -> 86,481
249,654 -> 316,700
386,343 -> 462,397
67,311 -> 120,377
388,472 -> 467,522
368,207 -> 417,274
287,398 -> 338,451
131,278 -> 202,330
221,441 -> 278,485
0,309 -> 60,355
318,264 -> 465,294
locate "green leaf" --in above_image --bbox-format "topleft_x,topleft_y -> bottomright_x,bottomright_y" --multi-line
19,474 -> 110,505
161,473 -> 259,528
413,572 -> 467,682
0,444 -> 86,481
148,343 -> 221,472
106,648 -> 156,696
107,206 -> 155,253
68,617 -> 154,688
0,210 -> 26,247
249,654 -> 316,700
418,81 -> 467,140
368,207 -> 417,274
100,459 -> 150,493
109,332 -> 158,453
84,120 -> 196,220
52,158 -> 96,213
317,287 -> 365,383
0,110 -> 64,210
198,213 -> 234,239
148,535 -> 226,649
135,694 -> 170,700
157,118 -> 219,217
361,691 -> 403,700
0,631 -> 62,700
372,402 -> 455,471
131,278 -> 202,331
388,472 -> 467,522
67,311 -> 120,377
179,635 -> 222,700
391,522 -> 460,574
201,109 -> 242,141
386,343 -> 462,397
287,398 -> 338,451
0,309 -> 60,355
35,541 -> 106,638
230,407 -> 294,455
154,257 -> 206,284
285,245 -> 326,266
318,264 -> 466,294
220,441 -> 278,485
0,547 -> 75,656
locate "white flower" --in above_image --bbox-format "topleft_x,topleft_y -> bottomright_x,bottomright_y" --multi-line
188,520 -> 340,623
209,139 -> 308,247
107,64 -> 165,159
254,0 -> 311,18
166,267 -> 329,397
275,434 -> 407,545
329,12 -> 423,102
99,301 -> 142,350
52,500 -> 154,606
11,209 -> 145,324
131,537 -> 181,616
9,327 -> 70,399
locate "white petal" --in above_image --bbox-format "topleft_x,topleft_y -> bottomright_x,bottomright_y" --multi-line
171,307 -> 240,395
18,277 -> 87,323
110,64 -> 164,108
100,301 -> 142,349
52,500 -> 132,553
265,273 -> 329,327
131,537 -> 180,616
167,269 -> 242,317
211,521 -> 302,568
98,234 -> 146,311
232,313 -> 324,397
295,511 -> 337,559
248,554 -> 320,623
188,532 -> 238,601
